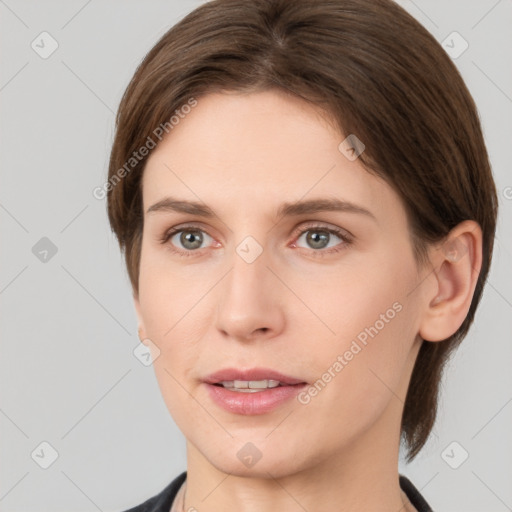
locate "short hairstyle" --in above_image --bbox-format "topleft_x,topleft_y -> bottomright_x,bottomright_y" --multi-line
106,0 -> 498,462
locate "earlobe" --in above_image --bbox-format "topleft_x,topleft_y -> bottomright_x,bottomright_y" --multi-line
419,220 -> 483,342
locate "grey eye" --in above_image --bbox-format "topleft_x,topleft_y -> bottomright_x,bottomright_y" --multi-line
296,230 -> 342,250
171,229 -> 212,250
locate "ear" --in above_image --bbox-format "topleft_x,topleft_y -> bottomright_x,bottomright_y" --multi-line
133,291 -> 148,346
418,220 -> 483,342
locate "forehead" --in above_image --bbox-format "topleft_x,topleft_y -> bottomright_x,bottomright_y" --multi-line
141,90 -> 403,223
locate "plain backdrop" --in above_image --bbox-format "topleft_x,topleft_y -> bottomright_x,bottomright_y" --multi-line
1,1 -> 511,511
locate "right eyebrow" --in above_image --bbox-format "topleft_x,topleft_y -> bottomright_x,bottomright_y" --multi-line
146,198 -> 215,217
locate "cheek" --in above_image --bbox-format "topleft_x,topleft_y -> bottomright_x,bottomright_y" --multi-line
298,253 -> 419,405
292,301 -> 416,452
298,250 -> 416,349
137,243 -> 211,338
137,258 -> 204,408
143,301 -> 205,435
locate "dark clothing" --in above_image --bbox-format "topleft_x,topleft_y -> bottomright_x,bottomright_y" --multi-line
122,471 -> 433,511
122,472 -> 186,512
399,474 -> 434,512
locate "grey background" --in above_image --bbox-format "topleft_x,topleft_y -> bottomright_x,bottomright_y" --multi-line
0,1 -> 511,511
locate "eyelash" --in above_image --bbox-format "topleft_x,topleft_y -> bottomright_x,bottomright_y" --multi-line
159,222 -> 353,258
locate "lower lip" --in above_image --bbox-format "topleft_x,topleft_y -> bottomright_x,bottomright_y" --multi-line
204,383 -> 307,415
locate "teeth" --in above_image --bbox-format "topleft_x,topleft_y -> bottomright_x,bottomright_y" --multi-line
248,379 -> 280,389
219,379 -> 281,391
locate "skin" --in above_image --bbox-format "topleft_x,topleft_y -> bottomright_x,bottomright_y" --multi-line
134,89 -> 482,512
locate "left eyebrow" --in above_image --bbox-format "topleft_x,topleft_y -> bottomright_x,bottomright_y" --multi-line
277,198 -> 376,221
146,196 -> 376,222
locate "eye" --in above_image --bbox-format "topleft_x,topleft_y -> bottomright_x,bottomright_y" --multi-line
160,226 -> 214,255
292,224 -> 351,254
159,222 -> 352,258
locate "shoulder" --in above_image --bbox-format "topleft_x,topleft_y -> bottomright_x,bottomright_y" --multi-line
399,474 -> 434,512
121,471 -> 187,512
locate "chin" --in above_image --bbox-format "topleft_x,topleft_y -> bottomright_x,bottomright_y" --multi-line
201,438 -> 309,479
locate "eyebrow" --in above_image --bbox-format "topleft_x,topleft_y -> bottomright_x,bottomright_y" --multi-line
146,196 -> 376,221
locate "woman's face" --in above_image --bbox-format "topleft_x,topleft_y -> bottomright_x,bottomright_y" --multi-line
135,89 -> 430,477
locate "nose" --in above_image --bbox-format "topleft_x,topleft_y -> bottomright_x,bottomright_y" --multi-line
214,245 -> 285,343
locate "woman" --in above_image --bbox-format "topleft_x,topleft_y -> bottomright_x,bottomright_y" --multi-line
106,0 -> 498,510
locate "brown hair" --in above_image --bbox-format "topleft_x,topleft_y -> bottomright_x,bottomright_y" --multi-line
106,0 -> 498,462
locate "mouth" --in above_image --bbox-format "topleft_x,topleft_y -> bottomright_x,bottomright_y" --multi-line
202,368 -> 308,415
203,367 -> 307,388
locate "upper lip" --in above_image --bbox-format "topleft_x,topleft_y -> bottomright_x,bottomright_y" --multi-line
203,367 -> 307,385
